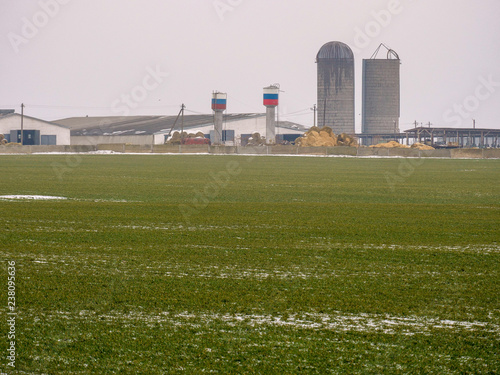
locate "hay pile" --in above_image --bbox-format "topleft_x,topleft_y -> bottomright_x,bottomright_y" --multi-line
246,133 -> 266,146
295,127 -> 357,147
337,133 -> 357,147
411,142 -> 435,150
166,131 -> 206,145
0,134 -> 6,145
370,140 -> 435,150
370,141 -> 410,149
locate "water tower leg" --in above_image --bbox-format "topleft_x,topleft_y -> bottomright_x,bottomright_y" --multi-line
214,111 -> 223,145
266,106 -> 276,145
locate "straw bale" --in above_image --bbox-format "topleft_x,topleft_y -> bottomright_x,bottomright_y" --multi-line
247,132 -> 266,146
337,133 -> 357,147
320,126 -> 333,135
309,131 -> 320,138
166,131 -> 181,144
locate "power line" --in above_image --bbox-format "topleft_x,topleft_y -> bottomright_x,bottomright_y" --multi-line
6,103 -> 181,110
184,108 -> 207,115
280,108 -> 311,116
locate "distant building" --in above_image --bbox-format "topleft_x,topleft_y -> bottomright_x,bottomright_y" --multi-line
0,112 -> 70,145
54,114 -> 308,146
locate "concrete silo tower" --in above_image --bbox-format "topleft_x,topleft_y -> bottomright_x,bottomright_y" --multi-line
211,92 -> 227,145
316,41 -> 355,134
263,85 -> 279,144
362,45 -> 401,134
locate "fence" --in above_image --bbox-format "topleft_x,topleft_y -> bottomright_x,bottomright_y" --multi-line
1,144 -> 499,159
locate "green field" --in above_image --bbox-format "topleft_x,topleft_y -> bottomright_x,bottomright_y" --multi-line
1,154 -> 499,374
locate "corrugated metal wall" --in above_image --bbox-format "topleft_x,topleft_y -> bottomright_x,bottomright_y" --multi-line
362,59 -> 400,134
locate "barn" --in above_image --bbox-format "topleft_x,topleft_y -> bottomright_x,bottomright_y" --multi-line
0,110 -> 70,145
55,114 -> 307,146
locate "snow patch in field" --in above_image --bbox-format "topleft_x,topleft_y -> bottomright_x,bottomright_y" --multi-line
0,195 -> 67,200
51,309 -> 499,335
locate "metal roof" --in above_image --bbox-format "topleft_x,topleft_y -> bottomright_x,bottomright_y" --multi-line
54,114 -> 309,137
316,41 -> 354,60
55,114 -> 268,136
0,109 -> 15,116
0,113 -> 70,129
405,127 -> 500,134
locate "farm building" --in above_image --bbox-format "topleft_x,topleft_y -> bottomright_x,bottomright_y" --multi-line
0,111 -> 70,145
55,114 -> 308,146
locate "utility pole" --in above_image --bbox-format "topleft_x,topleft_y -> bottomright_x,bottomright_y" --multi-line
20,103 -> 25,145
275,84 -> 283,133
181,103 -> 185,143
311,104 -> 317,127
473,119 -> 476,129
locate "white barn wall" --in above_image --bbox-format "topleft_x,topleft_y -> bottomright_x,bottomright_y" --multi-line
71,135 -> 155,145
0,114 -> 70,145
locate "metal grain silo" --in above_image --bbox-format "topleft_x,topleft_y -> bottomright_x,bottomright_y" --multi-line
362,46 -> 400,134
316,41 -> 355,134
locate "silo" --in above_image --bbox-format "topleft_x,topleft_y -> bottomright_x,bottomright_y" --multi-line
316,41 -> 355,134
211,92 -> 227,145
263,85 -> 279,144
362,48 -> 400,134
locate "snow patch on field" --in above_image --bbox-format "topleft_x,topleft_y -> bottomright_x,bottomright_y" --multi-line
46,309 -> 499,335
0,196 -> 136,203
0,195 -> 67,200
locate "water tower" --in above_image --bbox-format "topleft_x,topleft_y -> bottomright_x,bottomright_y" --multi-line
316,41 -> 355,134
211,92 -> 227,145
263,85 -> 279,144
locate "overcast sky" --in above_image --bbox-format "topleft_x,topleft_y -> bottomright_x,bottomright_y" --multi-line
1,0 -> 499,131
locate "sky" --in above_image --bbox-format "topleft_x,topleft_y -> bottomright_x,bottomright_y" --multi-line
1,0 -> 499,132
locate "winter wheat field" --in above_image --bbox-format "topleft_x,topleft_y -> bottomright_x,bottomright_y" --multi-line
0,154 -> 499,374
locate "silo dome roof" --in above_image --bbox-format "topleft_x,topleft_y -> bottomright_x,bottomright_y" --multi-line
317,41 -> 354,60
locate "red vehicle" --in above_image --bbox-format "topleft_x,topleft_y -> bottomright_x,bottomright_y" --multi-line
182,137 -> 210,145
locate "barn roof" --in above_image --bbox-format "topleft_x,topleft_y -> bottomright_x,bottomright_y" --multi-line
0,113 -> 70,129
54,114 -> 309,136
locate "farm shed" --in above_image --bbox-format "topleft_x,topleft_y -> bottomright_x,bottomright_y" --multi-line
55,114 -> 307,146
0,112 -> 70,145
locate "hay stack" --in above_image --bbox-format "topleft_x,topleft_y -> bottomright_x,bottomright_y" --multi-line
411,142 -> 434,150
370,141 -> 409,149
337,133 -> 357,147
0,134 -> 6,145
295,126 -> 355,147
166,131 -> 182,144
247,132 -> 266,146
166,131 -> 207,145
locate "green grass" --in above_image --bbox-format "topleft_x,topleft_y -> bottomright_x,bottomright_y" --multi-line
0,155 -> 499,374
